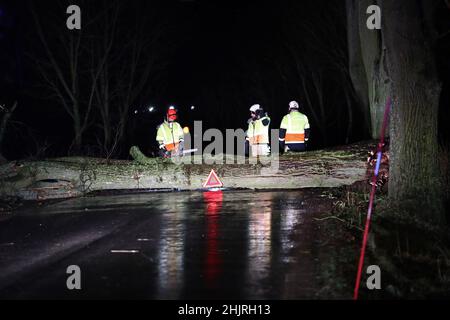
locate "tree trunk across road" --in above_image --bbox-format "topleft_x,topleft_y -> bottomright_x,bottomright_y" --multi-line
0,142 -> 375,201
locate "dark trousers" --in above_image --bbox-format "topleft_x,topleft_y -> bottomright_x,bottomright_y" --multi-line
286,143 -> 306,152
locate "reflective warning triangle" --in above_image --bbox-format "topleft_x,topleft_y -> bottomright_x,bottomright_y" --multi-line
203,169 -> 223,188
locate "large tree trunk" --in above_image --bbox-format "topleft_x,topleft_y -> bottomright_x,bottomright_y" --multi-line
346,0 -> 371,132
0,142 -> 374,201
346,0 -> 390,139
358,0 -> 390,139
382,0 -> 444,223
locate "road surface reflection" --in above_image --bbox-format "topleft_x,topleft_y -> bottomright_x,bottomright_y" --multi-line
0,190 -> 334,299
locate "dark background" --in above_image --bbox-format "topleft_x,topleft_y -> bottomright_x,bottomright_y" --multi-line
0,0 -> 449,159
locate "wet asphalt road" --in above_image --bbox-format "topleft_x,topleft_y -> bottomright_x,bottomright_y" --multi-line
0,190 -> 341,299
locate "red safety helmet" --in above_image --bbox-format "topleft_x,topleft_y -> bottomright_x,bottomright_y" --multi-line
167,106 -> 177,122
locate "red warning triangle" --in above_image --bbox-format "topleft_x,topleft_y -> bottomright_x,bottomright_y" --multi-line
203,169 -> 223,188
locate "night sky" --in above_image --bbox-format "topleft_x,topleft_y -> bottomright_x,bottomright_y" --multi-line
0,0 -> 449,159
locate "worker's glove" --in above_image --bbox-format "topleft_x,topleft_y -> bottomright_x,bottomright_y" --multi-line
265,144 -> 271,156
159,148 -> 170,158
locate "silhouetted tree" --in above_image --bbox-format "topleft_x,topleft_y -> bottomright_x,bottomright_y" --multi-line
30,0 -> 171,156
280,1 -> 358,146
30,1 -> 103,152
91,1 -> 169,158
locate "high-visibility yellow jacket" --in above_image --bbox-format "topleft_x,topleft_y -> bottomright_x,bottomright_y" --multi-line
280,111 -> 310,144
156,121 -> 184,151
247,116 -> 270,145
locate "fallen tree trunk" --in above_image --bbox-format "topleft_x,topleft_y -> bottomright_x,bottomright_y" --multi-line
0,141 -> 375,201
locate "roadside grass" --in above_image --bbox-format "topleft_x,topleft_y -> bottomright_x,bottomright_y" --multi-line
315,160 -> 450,299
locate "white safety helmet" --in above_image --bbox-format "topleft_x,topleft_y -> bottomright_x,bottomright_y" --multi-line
289,101 -> 299,110
249,104 -> 261,113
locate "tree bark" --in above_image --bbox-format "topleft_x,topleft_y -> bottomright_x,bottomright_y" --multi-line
346,0 -> 390,139
359,0 -> 390,139
346,0 -> 371,133
382,0 -> 444,222
0,142 -> 373,201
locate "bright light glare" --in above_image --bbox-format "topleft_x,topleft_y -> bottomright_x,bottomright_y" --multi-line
191,106 -> 195,110
148,106 -> 155,112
